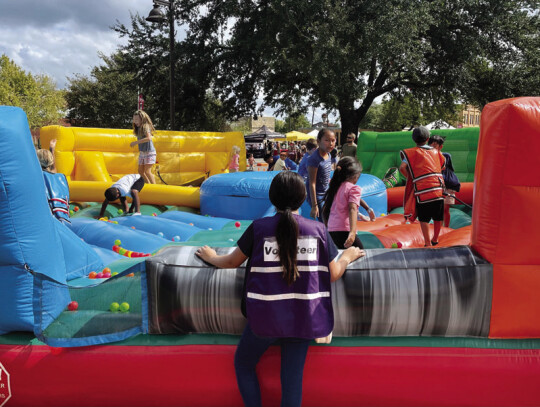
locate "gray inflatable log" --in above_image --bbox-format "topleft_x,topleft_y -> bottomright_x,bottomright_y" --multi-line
146,246 -> 492,337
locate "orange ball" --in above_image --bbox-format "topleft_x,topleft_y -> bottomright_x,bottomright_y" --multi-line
127,273 -> 135,277
102,267 -> 111,274
88,271 -> 97,279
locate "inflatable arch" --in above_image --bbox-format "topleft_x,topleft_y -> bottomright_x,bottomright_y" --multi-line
40,125 -> 246,207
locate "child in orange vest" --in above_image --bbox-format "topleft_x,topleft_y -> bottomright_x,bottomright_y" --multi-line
399,126 -> 446,246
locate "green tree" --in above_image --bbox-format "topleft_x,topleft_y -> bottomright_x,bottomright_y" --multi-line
65,53 -> 138,128
275,114 -> 311,133
112,13 -> 230,131
0,54 -> 65,129
372,94 -> 459,132
178,0 -> 539,136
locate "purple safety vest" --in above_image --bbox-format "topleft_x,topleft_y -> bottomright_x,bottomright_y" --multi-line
246,214 -> 333,339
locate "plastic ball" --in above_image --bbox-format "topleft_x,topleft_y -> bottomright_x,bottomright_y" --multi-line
96,272 -> 104,278
381,213 -> 386,217
126,273 -> 135,277
103,272 -> 111,278
88,271 -> 97,279
173,235 -> 180,242
152,213 -> 157,217
397,242 -> 403,248
69,210 -> 74,216
120,302 -> 130,312
67,301 -> 78,311
131,226 -> 136,229
118,209 -> 124,215
103,267 -> 111,274
157,232 -> 164,238
111,272 -> 119,277
234,221 -> 241,228
189,223 -> 194,226
391,243 -> 398,248
99,217 -> 107,221
114,239 -> 122,246
109,302 -> 120,312
73,206 -> 79,212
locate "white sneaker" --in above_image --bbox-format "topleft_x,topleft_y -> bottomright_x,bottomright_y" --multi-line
132,212 -> 141,216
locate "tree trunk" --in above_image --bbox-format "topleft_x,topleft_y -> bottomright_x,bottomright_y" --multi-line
338,107 -> 361,145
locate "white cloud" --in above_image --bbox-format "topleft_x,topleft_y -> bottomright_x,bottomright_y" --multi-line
0,0 -> 152,88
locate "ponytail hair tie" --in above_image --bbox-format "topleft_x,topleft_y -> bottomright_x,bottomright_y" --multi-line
285,206 -> 292,211
336,166 -> 342,171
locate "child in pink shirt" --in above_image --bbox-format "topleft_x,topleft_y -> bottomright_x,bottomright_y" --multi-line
228,145 -> 240,172
322,156 -> 375,249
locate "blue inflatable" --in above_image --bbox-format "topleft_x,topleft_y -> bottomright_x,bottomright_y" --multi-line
0,106 -> 102,334
200,171 -> 387,219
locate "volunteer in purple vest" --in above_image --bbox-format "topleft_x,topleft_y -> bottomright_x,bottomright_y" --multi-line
196,171 -> 365,407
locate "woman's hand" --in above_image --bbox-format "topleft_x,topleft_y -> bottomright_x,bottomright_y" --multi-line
195,245 -> 216,263
367,207 -> 376,221
310,205 -> 319,219
344,232 -> 356,248
49,138 -> 57,150
130,141 -> 137,148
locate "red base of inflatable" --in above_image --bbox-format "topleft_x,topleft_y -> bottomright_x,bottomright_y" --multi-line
2,342 -> 540,406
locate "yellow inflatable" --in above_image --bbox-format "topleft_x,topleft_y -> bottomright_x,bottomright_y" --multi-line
40,126 -> 246,207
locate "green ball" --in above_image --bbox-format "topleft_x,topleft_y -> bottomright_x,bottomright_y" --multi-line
114,239 -> 122,246
109,302 -> 120,312
119,302 -> 130,312
69,210 -> 74,216
391,243 -> 398,248
118,209 -> 124,215
111,271 -> 119,277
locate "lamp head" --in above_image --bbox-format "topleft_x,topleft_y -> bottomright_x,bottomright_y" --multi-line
146,4 -> 166,23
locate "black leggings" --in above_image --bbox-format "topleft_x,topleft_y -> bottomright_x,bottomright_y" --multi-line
329,231 -> 364,249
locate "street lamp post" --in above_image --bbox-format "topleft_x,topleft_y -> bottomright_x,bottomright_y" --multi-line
147,0 -> 175,130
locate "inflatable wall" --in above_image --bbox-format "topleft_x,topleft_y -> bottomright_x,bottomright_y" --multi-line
40,125 -> 246,206
472,97 -> 540,338
358,127 -> 479,183
0,107 -> 103,334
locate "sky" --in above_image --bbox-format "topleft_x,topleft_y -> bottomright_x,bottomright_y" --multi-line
0,0 -> 337,124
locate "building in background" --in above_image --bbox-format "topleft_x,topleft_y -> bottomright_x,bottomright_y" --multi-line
458,105 -> 481,128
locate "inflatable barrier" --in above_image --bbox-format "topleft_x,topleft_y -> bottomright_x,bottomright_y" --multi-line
39,125 -> 246,206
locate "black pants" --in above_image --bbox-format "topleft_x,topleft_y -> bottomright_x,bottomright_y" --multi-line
329,231 -> 364,249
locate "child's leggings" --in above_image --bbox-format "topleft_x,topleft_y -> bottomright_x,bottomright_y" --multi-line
234,324 -> 310,407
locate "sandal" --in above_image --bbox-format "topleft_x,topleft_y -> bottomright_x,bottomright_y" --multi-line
431,240 -> 438,246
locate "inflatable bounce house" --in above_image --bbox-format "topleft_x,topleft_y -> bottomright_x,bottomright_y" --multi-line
1,97 -> 540,406
39,125 -> 247,206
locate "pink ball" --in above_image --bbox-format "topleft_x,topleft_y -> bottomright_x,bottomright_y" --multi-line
234,221 -> 241,228
397,242 -> 403,248
103,272 -> 111,278
96,272 -> 104,278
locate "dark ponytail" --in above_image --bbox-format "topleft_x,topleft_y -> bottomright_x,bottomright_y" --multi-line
269,172 -> 307,285
322,156 -> 362,225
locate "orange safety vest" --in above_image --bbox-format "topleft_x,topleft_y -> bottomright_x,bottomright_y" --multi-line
400,146 -> 446,204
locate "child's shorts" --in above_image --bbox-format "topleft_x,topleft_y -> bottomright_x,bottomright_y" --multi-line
417,200 -> 444,223
139,151 -> 156,165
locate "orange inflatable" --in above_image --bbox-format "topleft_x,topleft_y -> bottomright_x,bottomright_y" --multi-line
471,97 -> 540,338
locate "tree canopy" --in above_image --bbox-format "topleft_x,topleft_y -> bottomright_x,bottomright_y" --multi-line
178,0 -> 539,136
0,54 -> 65,129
